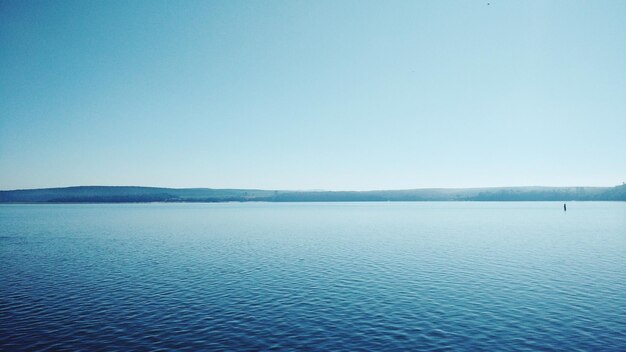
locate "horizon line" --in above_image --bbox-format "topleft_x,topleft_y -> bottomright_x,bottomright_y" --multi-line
2,183 -> 624,193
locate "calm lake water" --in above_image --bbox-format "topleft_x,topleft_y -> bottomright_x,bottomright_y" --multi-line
1,202 -> 625,351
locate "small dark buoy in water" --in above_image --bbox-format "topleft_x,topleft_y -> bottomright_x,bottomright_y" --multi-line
564,203 -> 567,211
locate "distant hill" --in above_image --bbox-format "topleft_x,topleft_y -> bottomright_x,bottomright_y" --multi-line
0,186 -> 274,203
1,185 -> 625,203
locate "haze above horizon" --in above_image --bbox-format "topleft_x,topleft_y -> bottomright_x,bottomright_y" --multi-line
1,1 -> 625,190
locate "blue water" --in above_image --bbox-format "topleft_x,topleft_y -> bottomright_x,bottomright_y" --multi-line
1,202 -> 625,351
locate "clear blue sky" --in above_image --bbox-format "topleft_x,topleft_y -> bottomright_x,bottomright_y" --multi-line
1,0 -> 625,190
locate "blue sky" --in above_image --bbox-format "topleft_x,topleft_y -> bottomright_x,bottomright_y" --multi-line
1,0 -> 625,190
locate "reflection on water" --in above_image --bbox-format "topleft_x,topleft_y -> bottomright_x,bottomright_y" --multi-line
1,202 -> 625,351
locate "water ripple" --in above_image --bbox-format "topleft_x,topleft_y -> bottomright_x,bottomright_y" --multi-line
1,202 -> 625,351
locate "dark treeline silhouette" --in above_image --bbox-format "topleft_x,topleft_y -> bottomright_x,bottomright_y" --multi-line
1,184 -> 625,203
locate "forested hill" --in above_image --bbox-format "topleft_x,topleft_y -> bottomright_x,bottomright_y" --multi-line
1,185 -> 625,203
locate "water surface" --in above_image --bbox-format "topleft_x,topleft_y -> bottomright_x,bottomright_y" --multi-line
1,202 -> 625,350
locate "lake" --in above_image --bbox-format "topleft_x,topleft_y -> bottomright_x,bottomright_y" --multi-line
1,202 -> 625,351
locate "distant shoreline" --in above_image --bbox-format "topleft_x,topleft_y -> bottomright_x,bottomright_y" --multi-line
1,185 -> 625,203
1,201 -> 625,205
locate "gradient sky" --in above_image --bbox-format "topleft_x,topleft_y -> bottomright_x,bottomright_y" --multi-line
1,0 -> 625,190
